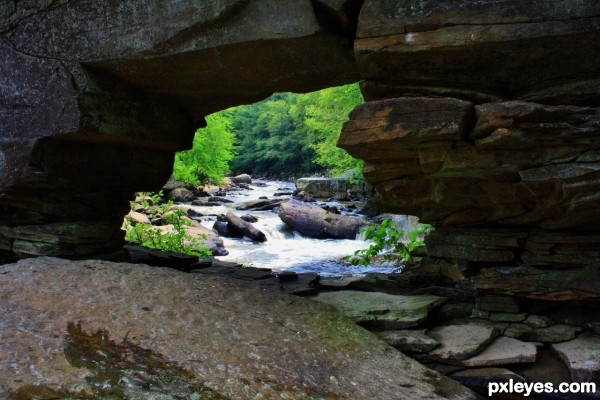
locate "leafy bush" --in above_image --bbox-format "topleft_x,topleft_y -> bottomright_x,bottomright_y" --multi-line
123,194 -> 212,257
345,219 -> 432,266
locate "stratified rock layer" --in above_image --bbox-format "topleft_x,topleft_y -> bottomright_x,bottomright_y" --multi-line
0,257 -> 473,400
0,0 -> 360,257
337,0 -> 600,290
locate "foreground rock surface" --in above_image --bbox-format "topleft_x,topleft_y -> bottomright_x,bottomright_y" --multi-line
0,258 -> 473,400
314,290 -> 446,329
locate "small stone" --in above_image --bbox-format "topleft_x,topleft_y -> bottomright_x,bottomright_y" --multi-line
314,291 -> 446,329
375,330 -> 439,353
428,324 -> 499,361
126,211 -> 151,225
521,324 -> 582,343
167,187 -> 194,203
458,337 -> 537,367
503,323 -> 533,339
551,332 -> 600,382
524,314 -> 550,329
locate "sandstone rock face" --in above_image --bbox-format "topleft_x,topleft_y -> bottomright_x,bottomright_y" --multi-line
336,0 -> 600,286
0,0 -> 360,258
0,257 -> 473,400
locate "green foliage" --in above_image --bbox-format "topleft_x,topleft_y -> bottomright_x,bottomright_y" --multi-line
124,194 -> 212,258
304,84 -> 364,178
228,83 -> 364,177
173,112 -> 236,185
345,220 -> 432,266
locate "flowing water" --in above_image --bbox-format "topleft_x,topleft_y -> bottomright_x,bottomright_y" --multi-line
184,179 -> 413,277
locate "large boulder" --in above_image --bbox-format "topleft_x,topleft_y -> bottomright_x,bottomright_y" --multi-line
230,174 -> 252,184
0,257 -> 473,400
295,177 -> 370,198
278,200 -> 364,239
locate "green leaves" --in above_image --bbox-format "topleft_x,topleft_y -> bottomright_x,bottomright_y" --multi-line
124,195 -> 212,258
173,113 -> 236,185
345,220 -> 432,267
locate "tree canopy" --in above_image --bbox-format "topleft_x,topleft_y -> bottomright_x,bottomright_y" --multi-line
173,82 -> 364,184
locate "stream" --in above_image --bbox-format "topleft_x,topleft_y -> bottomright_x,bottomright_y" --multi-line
183,179 -> 416,277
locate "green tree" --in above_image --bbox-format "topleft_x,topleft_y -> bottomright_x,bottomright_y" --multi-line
304,84 -> 364,178
228,83 -> 364,177
173,112 -> 236,185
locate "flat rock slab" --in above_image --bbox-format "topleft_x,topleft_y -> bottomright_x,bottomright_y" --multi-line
458,337 -> 537,368
428,324 -> 499,361
552,332 -> 600,382
0,258 -> 473,400
314,290 -> 446,329
375,329 -> 439,353
520,324 -> 582,343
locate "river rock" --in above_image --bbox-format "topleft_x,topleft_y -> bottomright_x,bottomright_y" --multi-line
167,187 -> 195,203
295,177 -> 370,198
230,174 -> 252,184
428,325 -> 499,361
224,212 -> 267,243
375,330 -> 439,354
314,291 -> 446,329
125,210 -> 151,226
278,200 -> 364,239
551,332 -> 600,382
240,214 -> 258,223
0,257 -> 473,400
520,324 -> 583,343
458,337 -> 537,368
236,199 -> 284,211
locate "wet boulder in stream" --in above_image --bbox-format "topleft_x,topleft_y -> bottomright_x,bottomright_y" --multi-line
224,212 -> 267,243
278,199 -> 364,239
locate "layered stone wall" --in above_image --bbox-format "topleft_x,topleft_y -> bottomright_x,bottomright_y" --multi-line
1,0 -> 600,281
339,0 -> 600,279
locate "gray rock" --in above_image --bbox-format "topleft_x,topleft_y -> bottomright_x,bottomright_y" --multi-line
295,177 -> 370,198
428,324 -> 499,361
521,324 -> 582,343
314,291 -> 446,329
278,200 -> 364,239
167,187 -> 195,203
458,337 -> 537,367
524,314 -> 550,329
231,174 -> 252,184
0,257 -> 473,400
503,323 -> 534,339
551,332 -> 600,382
375,330 -> 439,353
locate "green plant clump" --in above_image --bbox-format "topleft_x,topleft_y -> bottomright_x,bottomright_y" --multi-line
345,219 -> 432,267
123,194 -> 212,258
